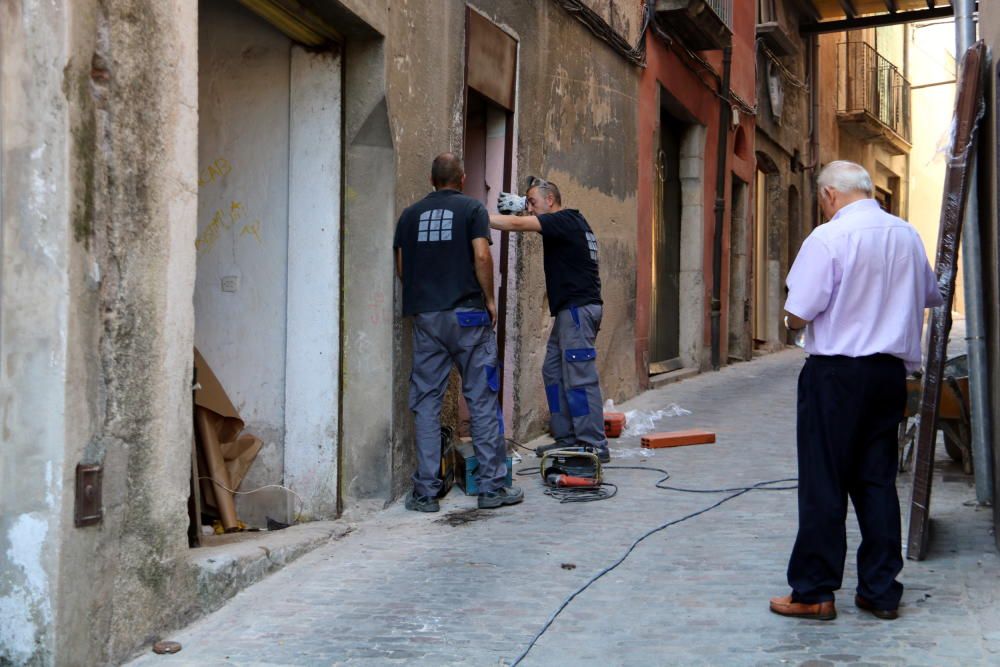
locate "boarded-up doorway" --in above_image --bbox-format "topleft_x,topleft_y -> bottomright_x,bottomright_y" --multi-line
195,0 -> 342,526
459,8 -> 516,435
753,167 -> 770,345
650,111 -> 684,373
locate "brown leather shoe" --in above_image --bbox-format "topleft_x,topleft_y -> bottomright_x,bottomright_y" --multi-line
854,594 -> 898,620
769,594 -> 837,620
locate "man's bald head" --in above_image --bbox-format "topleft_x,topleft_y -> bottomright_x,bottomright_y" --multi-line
431,153 -> 465,190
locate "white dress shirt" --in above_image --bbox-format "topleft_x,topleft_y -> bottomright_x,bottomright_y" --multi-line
785,198 -> 943,371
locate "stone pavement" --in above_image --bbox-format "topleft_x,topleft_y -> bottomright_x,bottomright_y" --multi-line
130,348 -> 1000,666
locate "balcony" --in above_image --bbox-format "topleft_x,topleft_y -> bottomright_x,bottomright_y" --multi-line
836,41 -> 912,155
654,0 -> 733,51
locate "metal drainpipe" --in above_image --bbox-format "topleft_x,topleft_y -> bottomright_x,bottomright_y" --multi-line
955,0 -> 993,504
711,45 -> 733,371
810,34 -> 820,229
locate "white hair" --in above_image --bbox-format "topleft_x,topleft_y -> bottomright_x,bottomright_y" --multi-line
817,160 -> 873,196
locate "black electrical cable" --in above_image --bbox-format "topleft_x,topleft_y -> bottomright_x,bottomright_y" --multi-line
606,464 -> 798,493
553,0 -> 652,66
506,438 -> 537,454
507,469 -> 798,666
543,482 -> 617,504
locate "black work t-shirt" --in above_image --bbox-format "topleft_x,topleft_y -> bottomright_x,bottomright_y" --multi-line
537,209 -> 603,316
393,189 -> 491,316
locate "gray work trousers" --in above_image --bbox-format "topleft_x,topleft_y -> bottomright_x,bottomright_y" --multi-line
409,307 -> 507,497
542,304 -> 608,449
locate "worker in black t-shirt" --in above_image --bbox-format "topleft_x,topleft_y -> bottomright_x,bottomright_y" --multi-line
393,153 -> 524,512
490,176 -> 609,463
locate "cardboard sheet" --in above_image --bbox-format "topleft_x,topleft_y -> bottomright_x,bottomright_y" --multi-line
194,348 -> 263,514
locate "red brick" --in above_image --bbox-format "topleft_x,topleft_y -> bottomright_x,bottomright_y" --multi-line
641,429 -> 715,449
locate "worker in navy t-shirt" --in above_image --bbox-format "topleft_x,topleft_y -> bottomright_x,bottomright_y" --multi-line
489,176 -> 609,462
394,153 -> 523,513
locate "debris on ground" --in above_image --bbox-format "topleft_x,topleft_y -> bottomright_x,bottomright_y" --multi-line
152,641 -> 182,655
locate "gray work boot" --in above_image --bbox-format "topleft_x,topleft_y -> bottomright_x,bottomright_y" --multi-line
405,490 -> 440,513
478,485 -> 524,509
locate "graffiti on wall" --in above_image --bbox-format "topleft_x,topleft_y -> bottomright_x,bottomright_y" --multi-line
195,158 -> 264,255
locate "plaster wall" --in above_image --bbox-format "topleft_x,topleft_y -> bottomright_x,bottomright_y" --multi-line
379,0 -> 642,442
753,0 -> 814,351
56,1 -> 199,662
0,1 -> 200,664
0,2 -> 72,662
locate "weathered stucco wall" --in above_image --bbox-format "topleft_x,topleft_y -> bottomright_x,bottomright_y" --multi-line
477,0 -> 641,439
380,0 -> 641,444
58,1 -> 199,664
2,1 -> 198,664
754,0 -> 814,350
1,1 -> 72,662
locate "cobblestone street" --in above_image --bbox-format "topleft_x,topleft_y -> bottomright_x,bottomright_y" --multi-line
131,348 -> 1000,666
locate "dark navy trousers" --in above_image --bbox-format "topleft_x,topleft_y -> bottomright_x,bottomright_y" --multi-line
788,354 -> 906,611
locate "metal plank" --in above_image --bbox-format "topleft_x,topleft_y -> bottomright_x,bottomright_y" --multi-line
906,41 -> 986,561
837,0 -> 859,18
800,6 -> 955,32
467,10 -> 517,112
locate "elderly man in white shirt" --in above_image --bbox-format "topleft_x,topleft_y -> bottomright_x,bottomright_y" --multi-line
769,161 -> 943,623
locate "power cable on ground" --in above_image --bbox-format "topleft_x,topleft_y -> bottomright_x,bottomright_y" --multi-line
507,463 -> 797,666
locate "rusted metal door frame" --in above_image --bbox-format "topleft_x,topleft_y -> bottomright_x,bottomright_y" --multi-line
463,6 -> 517,398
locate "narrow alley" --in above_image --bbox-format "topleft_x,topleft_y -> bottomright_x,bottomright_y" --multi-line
130,347 -> 1000,666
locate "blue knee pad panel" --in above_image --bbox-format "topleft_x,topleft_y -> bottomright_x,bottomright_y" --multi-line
485,365 -> 500,393
564,348 -> 597,362
545,384 -> 561,414
567,387 -> 590,417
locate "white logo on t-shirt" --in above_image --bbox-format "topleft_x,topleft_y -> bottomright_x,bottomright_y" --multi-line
418,209 -> 454,242
585,231 -> 598,262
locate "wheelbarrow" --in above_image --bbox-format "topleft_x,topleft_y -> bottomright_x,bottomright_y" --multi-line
898,354 -> 971,474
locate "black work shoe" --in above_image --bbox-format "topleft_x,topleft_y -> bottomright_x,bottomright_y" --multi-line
855,594 -> 898,620
478,485 -> 524,509
405,491 -> 440,513
592,446 -> 611,463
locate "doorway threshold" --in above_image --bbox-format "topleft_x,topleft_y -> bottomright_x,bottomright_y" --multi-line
649,366 -> 699,389
185,521 -> 353,614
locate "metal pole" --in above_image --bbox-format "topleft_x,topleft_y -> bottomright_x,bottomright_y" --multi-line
955,0 -> 993,504
710,45 -> 732,371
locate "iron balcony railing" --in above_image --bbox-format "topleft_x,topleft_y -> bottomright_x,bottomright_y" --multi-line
706,0 -> 733,30
837,41 -> 912,143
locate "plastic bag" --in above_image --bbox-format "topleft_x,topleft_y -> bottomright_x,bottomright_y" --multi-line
621,403 -> 691,437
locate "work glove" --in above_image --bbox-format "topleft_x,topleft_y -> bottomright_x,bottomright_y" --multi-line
497,192 -> 527,215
